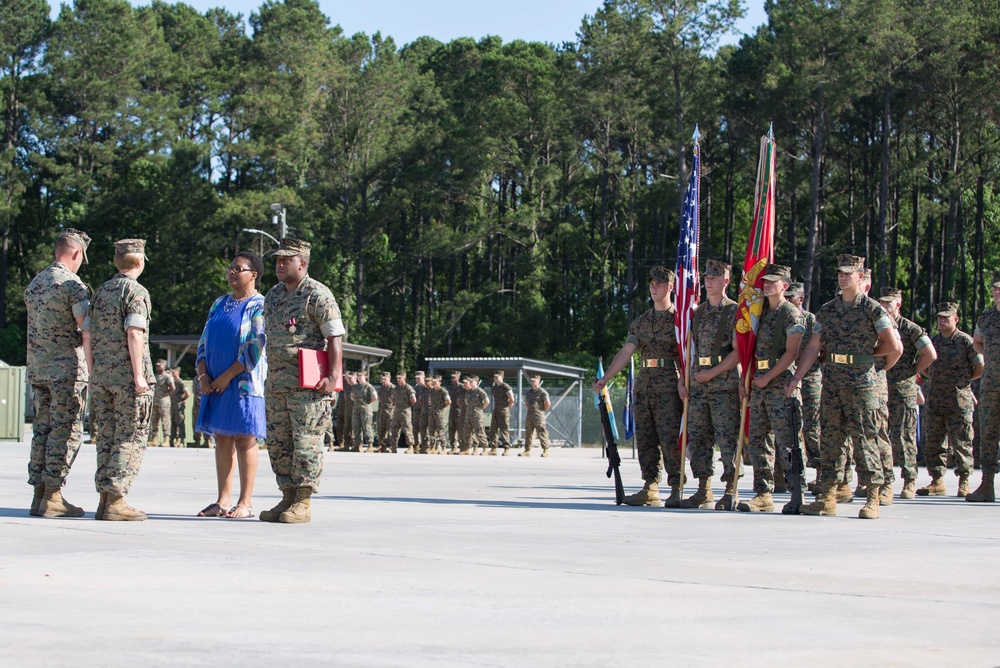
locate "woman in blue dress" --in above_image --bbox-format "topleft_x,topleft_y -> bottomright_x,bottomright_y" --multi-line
195,252 -> 267,518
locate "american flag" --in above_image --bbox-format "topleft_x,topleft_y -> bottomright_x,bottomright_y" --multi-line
675,133 -> 700,388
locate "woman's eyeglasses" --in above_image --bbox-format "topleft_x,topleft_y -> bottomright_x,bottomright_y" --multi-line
229,266 -> 254,274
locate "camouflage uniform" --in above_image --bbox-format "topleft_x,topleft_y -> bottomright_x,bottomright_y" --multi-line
812,291 -> 894,489
448,378 -> 466,452
974,306 -> 1000,477
150,369 -> 174,445
351,379 -> 376,450
489,377 -> 514,453
25,259 -> 90,490
747,298 -> 805,494
524,385 -> 551,453
263,272 -> 343,493
376,379 -> 394,451
169,375 -> 188,446
389,379 -> 416,452
413,377 -> 428,452
340,377 -> 355,450
428,382 -> 450,451
686,297 -> 741,483
885,312 -> 930,482
191,377 -> 204,446
464,381 -> 490,452
797,310 -> 823,469
89,263 -> 155,497
626,305 -> 682,485
924,323 -> 979,479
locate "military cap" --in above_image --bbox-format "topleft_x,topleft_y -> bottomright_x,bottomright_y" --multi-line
415,370 -> 425,378
861,267 -> 872,279
156,358 -> 167,366
529,373 -> 542,380
493,370 -> 504,377
761,264 -> 791,282
468,374 -> 479,382
879,288 -> 902,302
59,228 -> 91,264
451,370 -> 461,378
704,259 -> 731,277
273,238 -> 311,257
381,371 -> 391,380
992,270 -> 1000,288
115,238 -> 147,259
936,301 -> 959,317
648,266 -> 675,283
836,254 -> 865,273
784,281 -> 804,296
396,370 -> 406,377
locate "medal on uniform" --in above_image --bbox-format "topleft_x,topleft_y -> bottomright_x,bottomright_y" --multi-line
289,317 -> 296,333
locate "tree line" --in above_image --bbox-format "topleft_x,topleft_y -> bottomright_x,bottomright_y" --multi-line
1,0 -> 998,372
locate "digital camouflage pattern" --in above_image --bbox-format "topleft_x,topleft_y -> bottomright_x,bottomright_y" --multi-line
376,383 -> 394,450
89,274 -> 155,388
463,386 -> 489,451
626,307 -> 682,485
265,390 -> 332,491
428,385 -> 450,450
28,382 -> 87,487
797,308 -> 822,468
448,381 -> 466,450
813,294 -> 893,488
191,378 -> 204,446
25,262 -> 90,385
413,382 -> 429,451
524,385 -> 551,452
150,370 -> 174,444
887,315 -> 928,481
753,301 -> 805,378
389,381 -> 416,451
91,385 -> 152,495
690,298 -> 739,392
975,306 -> 1000,474
924,328 -> 979,477
341,379 -> 355,450
351,380 -> 376,448
490,379 -> 514,450
170,378 -> 188,444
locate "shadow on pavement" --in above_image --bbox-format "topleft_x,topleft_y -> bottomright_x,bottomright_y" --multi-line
322,495 -> 633,512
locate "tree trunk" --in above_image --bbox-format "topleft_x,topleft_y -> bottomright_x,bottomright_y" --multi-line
878,82 -> 891,292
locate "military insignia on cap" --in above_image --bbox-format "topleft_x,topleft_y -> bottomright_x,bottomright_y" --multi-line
648,266 -> 675,283
704,259 -> 731,277
879,288 -> 902,301
59,228 -> 92,264
381,371 -> 391,379
784,281 -> 804,295
761,264 -> 791,281
936,301 -> 959,316
992,270 -> 1000,288
273,237 -> 311,257
115,238 -> 147,259
836,254 -> 865,273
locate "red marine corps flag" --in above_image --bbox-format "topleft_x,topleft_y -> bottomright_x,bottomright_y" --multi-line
731,126 -> 777,508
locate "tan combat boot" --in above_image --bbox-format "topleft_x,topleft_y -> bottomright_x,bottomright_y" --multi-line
541,448 -> 549,458
966,473 -> 996,502
39,486 -> 85,518
662,485 -> 683,509
680,478 -> 715,509
101,494 -> 147,521
30,484 -> 44,517
878,484 -> 893,506
957,473 -> 971,497
916,476 -> 947,496
278,487 -> 313,524
95,491 -> 108,520
502,448 -> 510,456
622,482 -> 660,507
836,482 -> 854,504
488,447 -> 497,456
519,447 -> 531,457
405,446 -> 415,454
737,491 -> 774,513
259,488 -> 296,522
859,486 -> 880,519
364,445 -> 374,453
801,488 -> 837,516
900,479 -> 916,499
714,480 -> 738,511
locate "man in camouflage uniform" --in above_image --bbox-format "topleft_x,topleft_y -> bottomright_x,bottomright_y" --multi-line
969,271 -> 1000,502
169,367 -> 189,447
149,359 -> 174,447
87,238 -> 156,521
25,228 -> 92,518
336,372 -> 356,452
261,238 -> 344,524
879,288 -> 936,499
447,371 -> 466,454
737,265 -> 805,514
390,371 -> 417,453
191,373 -> 204,447
677,259 -> 741,510
595,266 -> 682,505
427,375 -> 452,453
792,255 -> 902,519
521,374 -> 551,457
785,282 -> 823,490
489,370 -> 515,456
918,301 -> 982,497
413,371 -> 429,453
463,375 -> 490,455
376,372 -> 394,452
351,370 -> 377,453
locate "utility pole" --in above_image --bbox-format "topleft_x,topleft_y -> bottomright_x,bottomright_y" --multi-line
271,203 -> 287,240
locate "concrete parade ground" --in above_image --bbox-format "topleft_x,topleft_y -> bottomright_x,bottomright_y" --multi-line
2,432 -> 999,667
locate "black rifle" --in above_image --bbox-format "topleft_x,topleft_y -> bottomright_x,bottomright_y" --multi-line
598,389 -> 625,505
785,396 -> 805,514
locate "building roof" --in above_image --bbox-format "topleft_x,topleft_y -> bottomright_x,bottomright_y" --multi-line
151,336 -> 392,367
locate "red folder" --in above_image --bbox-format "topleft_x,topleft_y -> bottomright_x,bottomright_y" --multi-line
298,348 -> 343,391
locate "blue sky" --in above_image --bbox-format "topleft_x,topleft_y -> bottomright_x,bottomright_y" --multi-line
55,0 -> 768,47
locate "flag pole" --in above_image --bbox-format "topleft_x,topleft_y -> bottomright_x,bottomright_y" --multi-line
677,125 -> 701,502
731,373 -> 752,509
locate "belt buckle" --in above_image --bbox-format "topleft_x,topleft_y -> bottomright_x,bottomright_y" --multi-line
833,354 -> 848,364
698,356 -> 712,366
646,359 -> 659,368
756,360 -> 769,370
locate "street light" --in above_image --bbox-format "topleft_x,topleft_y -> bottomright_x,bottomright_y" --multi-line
270,203 -> 287,239
241,228 -> 279,245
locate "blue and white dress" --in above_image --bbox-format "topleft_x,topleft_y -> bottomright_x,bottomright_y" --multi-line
195,293 -> 267,439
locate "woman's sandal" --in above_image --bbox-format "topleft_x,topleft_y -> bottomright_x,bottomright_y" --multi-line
197,502 -> 230,517
226,504 -> 254,519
